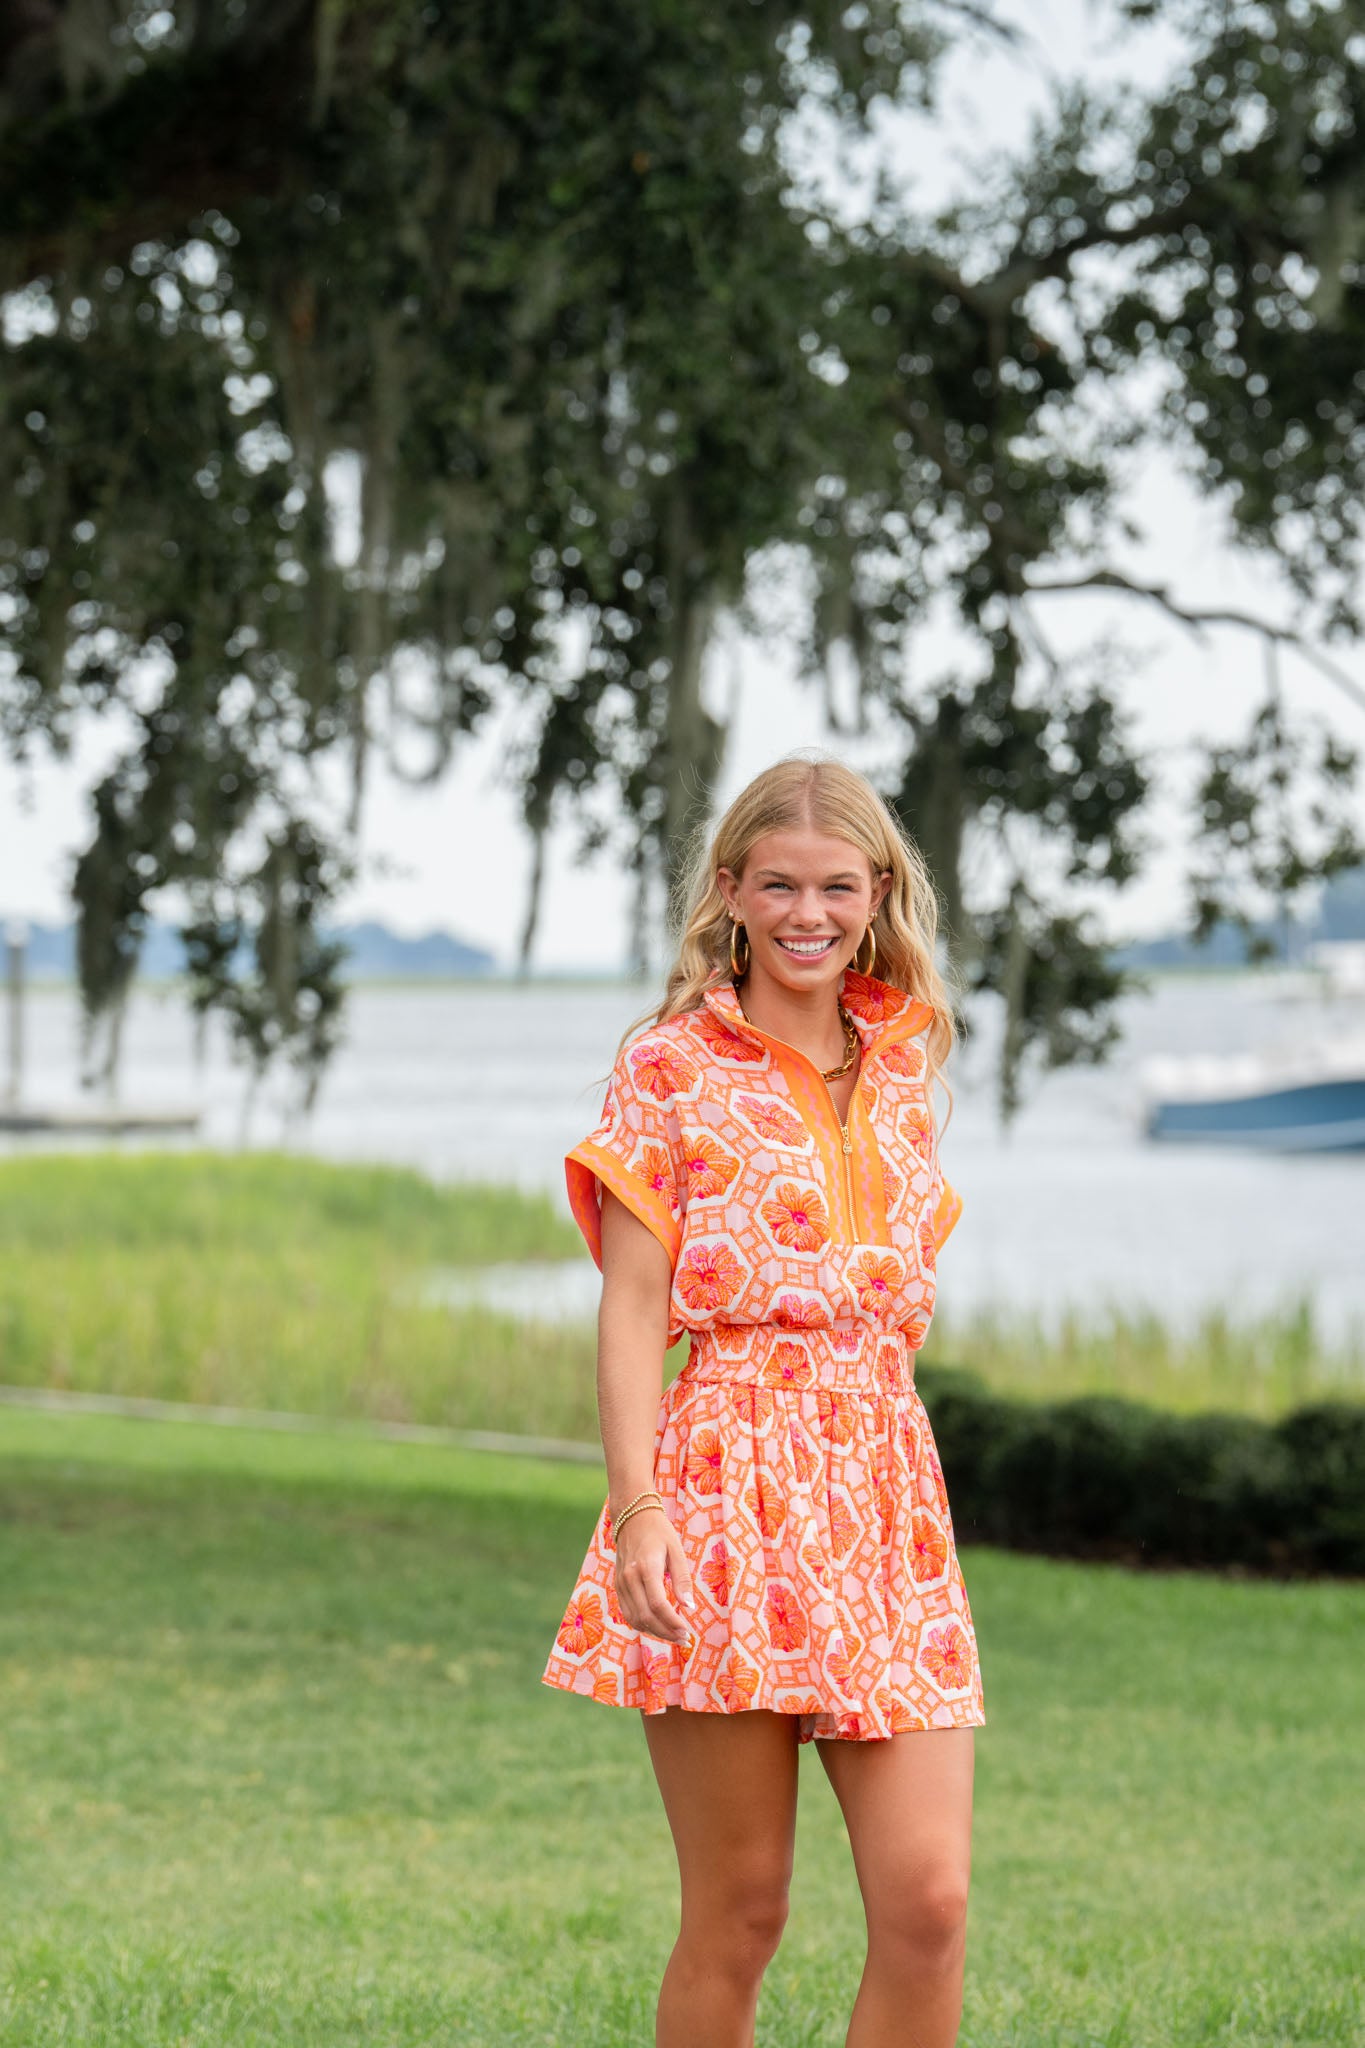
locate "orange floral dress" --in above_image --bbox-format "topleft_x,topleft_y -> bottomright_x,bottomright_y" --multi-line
540,966 -> 985,1743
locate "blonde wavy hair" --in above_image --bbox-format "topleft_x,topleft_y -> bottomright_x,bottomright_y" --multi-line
613,752 -> 957,1091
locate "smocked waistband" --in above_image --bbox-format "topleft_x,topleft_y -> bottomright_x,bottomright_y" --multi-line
676,1321 -> 916,1397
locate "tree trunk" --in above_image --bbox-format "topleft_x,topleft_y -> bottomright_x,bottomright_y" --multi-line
918,697 -> 968,960
347,314 -> 401,834
516,819 -> 545,979
894,691 -> 969,972
997,878 -> 1032,1125
656,486 -> 726,922
626,847 -> 653,983
660,591 -> 722,899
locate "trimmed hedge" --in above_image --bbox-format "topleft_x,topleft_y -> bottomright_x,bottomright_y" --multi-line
914,1364 -> 1365,1577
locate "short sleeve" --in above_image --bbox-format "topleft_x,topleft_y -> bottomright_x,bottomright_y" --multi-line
565,1037 -> 685,1273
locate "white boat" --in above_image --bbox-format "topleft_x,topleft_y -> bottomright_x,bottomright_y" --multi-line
1141,1036 -> 1365,1152
1141,942 -> 1365,1152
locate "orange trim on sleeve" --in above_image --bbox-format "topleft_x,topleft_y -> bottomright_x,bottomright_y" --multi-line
931,1179 -> 963,1252
566,1141 -> 682,1274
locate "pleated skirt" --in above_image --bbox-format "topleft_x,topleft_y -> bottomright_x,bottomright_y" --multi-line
541,1327 -> 986,1742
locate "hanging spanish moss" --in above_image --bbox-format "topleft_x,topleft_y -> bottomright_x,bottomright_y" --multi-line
2,2 -> 1362,1113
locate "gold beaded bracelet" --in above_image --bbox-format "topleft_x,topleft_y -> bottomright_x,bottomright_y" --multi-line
611,1496 -> 665,1538
612,1487 -> 662,1525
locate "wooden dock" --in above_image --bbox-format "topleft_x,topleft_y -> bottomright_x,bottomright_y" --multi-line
0,1106 -> 201,1135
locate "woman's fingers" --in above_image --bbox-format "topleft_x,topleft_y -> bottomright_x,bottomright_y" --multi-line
633,1559 -> 688,1643
664,1525 -> 696,1614
615,1523 -> 692,1644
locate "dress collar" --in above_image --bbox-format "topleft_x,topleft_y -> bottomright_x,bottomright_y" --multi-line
699,966 -> 933,1056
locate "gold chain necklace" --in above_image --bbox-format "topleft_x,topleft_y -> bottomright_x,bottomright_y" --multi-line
735,988 -> 860,1081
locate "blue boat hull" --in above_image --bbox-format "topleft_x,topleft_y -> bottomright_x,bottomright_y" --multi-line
1146,1076 -> 1365,1152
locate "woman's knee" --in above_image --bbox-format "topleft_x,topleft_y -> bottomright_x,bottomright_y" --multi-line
867,1856 -> 970,1961
735,1877 -> 791,1960
684,1864 -> 791,1970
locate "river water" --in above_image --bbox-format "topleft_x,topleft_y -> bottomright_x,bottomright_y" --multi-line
7,974 -> 1363,1338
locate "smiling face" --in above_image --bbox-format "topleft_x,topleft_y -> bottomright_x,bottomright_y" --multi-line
717,826 -> 891,997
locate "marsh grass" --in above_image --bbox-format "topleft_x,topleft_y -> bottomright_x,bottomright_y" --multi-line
1,1152 -> 1359,1443
0,1150 -> 601,1440
924,1298 -> 1365,1419
0,1406 -> 1361,2047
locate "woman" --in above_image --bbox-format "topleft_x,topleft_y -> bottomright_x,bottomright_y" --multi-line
542,754 -> 984,2048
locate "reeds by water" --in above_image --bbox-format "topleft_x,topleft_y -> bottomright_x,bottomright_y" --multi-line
923,1299 -> 1365,1420
0,1151 -> 1358,1440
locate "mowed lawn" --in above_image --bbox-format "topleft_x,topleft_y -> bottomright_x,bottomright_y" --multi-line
0,1411 -> 1361,2048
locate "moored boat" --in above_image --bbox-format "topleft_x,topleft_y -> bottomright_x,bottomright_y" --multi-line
1142,1042 -> 1365,1152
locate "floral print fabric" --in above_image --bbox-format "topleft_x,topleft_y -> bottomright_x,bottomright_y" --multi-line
540,967 -> 985,1742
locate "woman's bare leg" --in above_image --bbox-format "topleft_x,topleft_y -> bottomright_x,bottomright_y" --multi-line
814,1727 -> 975,2048
642,1705 -> 801,2048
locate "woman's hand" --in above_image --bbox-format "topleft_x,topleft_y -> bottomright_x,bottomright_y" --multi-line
613,1505 -> 695,1647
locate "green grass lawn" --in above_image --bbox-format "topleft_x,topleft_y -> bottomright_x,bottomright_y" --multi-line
1,1408 -> 1361,2047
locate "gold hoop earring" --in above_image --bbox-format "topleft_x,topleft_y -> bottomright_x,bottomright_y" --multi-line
729,920 -> 749,977
856,923 -> 876,976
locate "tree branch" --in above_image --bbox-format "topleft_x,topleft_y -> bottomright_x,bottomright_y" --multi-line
898,197 -> 1200,332
931,2 -> 1020,42
1026,568 -> 1365,717
885,386 -> 1042,580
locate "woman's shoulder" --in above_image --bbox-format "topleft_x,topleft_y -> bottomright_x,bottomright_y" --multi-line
613,1011 -> 703,1097
613,1003 -> 733,1100
624,990 -> 740,1050
625,1006 -> 698,1044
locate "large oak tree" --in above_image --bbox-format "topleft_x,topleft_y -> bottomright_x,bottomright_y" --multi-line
1,0 -> 1360,1110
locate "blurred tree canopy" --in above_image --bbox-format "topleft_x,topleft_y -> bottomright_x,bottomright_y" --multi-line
1,0 -> 1362,1111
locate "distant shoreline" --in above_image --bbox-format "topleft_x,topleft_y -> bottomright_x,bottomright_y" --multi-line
15,971 -> 652,995
11,960 -> 1340,996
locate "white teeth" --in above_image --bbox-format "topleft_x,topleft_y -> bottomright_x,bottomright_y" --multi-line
777,938 -> 835,955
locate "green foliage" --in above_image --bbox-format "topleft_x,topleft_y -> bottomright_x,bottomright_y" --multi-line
1,2 -> 1363,1113
970,890 -> 1130,1121
1091,3 -> 1365,623
885,634 -> 1145,1114
1190,689 -> 1362,957
0,1407 -> 1361,2044
916,1362 -> 1365,1576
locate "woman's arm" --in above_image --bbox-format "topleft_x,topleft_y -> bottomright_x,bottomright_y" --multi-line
597,1187 -> 695,1647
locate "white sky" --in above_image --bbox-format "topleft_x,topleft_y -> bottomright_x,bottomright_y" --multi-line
2,0 -> 1363,969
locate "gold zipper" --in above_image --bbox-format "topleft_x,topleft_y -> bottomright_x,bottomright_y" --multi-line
760,1036 -> 861,1236
729,997 -> 866,1238
785,1046 -> 863,1239
819,1075 -> 860,1239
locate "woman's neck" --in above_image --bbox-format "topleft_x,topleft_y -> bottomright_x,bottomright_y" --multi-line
734,966 -> 849,1069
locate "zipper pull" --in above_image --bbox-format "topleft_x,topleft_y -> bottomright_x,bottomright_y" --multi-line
841,1125 -> 852,1154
